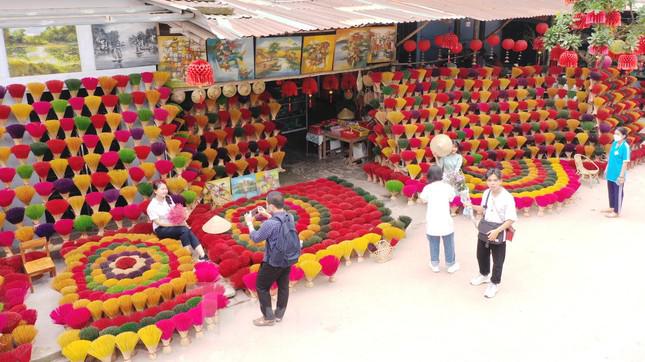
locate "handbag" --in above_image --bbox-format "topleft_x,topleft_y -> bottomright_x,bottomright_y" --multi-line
477,191 -> 516,246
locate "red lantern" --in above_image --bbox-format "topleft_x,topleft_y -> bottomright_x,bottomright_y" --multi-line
301,78 -> 318,108
403,39 -> 417,53
469,39 -> 483,52
501,39 -> 515,51
418,39 -> 431,52
586,11 -> 606,25
450,43 -> 463,54
513,40 -> 528,52
443,33 -> 459,50
536,23 -> 549,35
185,59 -> 214,87
637,36 -> 645,55
617,53 -> 638,71
486,34 -> 500,47
558,50 -> 579,68
341,73 -> 357,91
572,13 -> 590,30
533,37 -> 545,51
322,75 -> 339,103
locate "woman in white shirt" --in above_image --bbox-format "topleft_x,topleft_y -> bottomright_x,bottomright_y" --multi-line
469,168 -> 517,298
419,165 -> 459,273
147,180 -> 207,260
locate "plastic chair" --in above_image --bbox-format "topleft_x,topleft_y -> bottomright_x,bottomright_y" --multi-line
573,154 -> 600,186
19,237 -> 56,293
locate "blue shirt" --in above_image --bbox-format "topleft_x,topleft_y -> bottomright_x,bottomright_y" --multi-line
606,141 -> 630,183
249,211 -> 291,267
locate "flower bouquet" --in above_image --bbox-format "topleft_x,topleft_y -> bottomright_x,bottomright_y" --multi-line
167,204 -> 188,225
444,171 -> 474,219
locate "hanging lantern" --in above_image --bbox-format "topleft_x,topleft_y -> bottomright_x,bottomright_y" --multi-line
186,59 -> 214,87
280,80 -> 298,112
470,39 -> 483,66
403,39 -> 416,63
536,23 -> 549,35
558,50 -> 579,68
606,11 -> 621,28
533,37 -> 545,63
418,39 -> 431,64
487,34 -> 500,61
301,78 -> 318,108
513,40 -> 528,64
501,39 -> 515,64
572,13 -> 590,30
322,75 -> 339,103
617,53 -> 638,71
586,11 -> 607,25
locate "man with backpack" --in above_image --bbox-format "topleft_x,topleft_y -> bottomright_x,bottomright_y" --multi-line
244,191 -> 301,326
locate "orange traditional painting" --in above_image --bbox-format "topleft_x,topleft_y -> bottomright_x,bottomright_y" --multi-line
301,34 -> 335,74
333,27 -> 371,71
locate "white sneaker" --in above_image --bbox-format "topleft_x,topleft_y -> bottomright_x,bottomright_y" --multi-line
470,274 -> 490,286
484,283 -> 499,298
428,262 -> 440,273
447,262 -> 460,273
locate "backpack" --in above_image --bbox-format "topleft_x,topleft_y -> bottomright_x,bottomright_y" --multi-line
272,213 -> 301,266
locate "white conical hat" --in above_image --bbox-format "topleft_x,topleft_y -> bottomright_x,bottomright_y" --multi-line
202,215 -> 232,234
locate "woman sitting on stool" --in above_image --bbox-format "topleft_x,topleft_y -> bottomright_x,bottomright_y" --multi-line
146,180 -> 207,260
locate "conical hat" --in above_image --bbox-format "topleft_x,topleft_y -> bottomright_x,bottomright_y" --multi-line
338,108 -> 354,120
252,81 -> 266,94
202,214 -> 232,234
237,82 -> 251,96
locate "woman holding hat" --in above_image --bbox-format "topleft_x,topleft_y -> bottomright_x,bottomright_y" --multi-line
435,139 -> 472,218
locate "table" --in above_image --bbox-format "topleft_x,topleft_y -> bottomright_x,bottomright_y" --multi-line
321,132 -> 369,164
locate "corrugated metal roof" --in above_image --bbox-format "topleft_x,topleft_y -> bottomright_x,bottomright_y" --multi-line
151,0 -> 570,39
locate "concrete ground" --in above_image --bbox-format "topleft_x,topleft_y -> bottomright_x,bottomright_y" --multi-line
40,154 -> 645,362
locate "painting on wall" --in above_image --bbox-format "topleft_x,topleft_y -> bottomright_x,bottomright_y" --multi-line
231,174 -> 258,201
91,23 -> 158,70
203,177 -> 232,207
158,35 -> 206,87
255,169 -> 281,195
206,37 -> 255,82
301,34 -> 335,74
333,27 -> 371,71
3,26 -> 81,77
254,36 -> 302,78
368,26 -> 396,63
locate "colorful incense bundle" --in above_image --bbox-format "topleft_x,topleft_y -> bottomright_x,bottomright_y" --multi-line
115,332 -> 139,362
10,103 -> 32,124
137,325 -> 162,359
54,219 -> 74,240
15,185 -> 35,206
32,101 -> 51,122
7,83 -> 26,103
62,339 -> 91,362
88,334 -> 116,362
155,319 -> 174,353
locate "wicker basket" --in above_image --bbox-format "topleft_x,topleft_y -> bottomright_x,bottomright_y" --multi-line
370,240 -> 394,263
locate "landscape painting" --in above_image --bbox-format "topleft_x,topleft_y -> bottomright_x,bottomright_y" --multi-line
301,34 -> 335,74
368,26 -> 396,63
333,27 -> 371,71
255,169 -> 281,195
3,26 -> 81,77
231,174 -> 258,200
91,23 -> 158,70
206,37 -> 255,82
255,36 -> 302,78
203,177 -> 232,207
158,35 -> 206,87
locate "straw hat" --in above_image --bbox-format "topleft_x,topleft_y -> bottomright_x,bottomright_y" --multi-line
223,84 -> 237,98
252,81 -> 266,94
237,82 -> 252,96
202,214 -> 232,234
191,88 -> 206,104
207,85 -> 221,99
171,90 -> 186,103
337,108 -> 355,120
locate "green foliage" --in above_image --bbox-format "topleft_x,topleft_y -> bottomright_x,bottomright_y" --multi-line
79,327 -> 100,341
544,13 -> 582,51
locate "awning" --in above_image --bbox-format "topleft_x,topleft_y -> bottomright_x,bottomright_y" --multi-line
150,0 -> 570,40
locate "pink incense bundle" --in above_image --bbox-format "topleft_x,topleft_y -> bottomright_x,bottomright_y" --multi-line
166,204 -> 187,225
123,204 -> 142,221
194,261 -> 220,283
110,207 -> 125,228
319,255 -> 341,282
141,72 -> 154,90
242,272 -> 258,297
115,130 -> 131,146
54,219 -> 74,240
65,307 -> 91,329
85,192 -> 104,213
289,265 -> 304,288
121,111 -> 137,128
155,160 -> 174,177
50,304 -> 74,325
60,117 -> 75,138
34,181 -> 54,198
128,167 -> 145,183
153,108 -> 169,126
172,312 -> 192,345
82,135 -> 100,153
45,199 -> 69,221
68,97 -> 85,116
100,151 -> 119,169
155,319 -> 175,353
158,87 -> 171,105
188,307 -> 205,337
32,101 -> 51,122
81,77 -> 99,96
0,105 -> 10,125
0,231 -> 13,248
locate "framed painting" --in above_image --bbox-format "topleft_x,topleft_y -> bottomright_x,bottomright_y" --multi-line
368,26 -> 396,63
203,177 -> 232,208
3,26 -> 81,77
158,35 -> 206,87
301,34 -> 335,74
333,27 -> 371,71
255,36 -> 302,78
231,174 -> 258,200
255,169 -> 281,195
91,23 -> 159,70
206,37 -> 255,82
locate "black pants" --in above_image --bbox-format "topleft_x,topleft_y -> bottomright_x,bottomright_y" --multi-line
155,226 -> 201,249
607,180 -> 624,214
476,238 -> 506,284
256,263 -> 290,320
